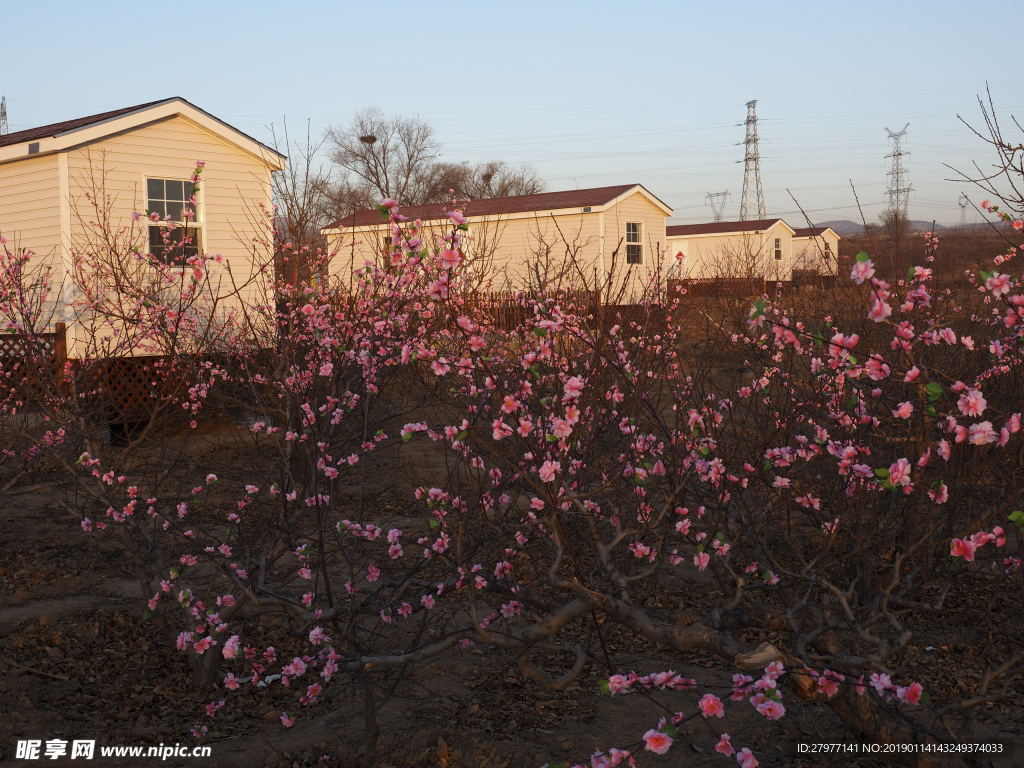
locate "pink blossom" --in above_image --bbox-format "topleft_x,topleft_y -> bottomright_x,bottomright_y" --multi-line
563,376 -> 585,399
642,729 -> 673,755
698,693 -> 725,718
440,249 -> 461,269
280,713 -> 295,727
607,674 -> 630,694
539,460 -> 561,482
716,734 -> 735,756
736,747 -> 759,768
850,259 -> 875,284
892,401 -> 913,419
950,538 -> 977,561
447,209 -> 467,225
309,627 -> 328,645
968,421 -> 996,445
420,594 -> 435,609
222,635 -> 240,659
958,389 -> 987,417
755,698 -> 786,719
694,551 -> 710,571
897,681 -> 923,705
868,298 -> 892,323
888,458 -> 912,487
223,673 -> 240,690
205,700 -> 225,718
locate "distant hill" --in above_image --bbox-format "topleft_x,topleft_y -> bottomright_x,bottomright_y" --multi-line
815,220 -> 952,235
815,220 -> 866,235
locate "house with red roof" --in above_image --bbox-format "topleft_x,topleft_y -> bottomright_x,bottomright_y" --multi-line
0,98 -> 286,355
321,184 -> 673,297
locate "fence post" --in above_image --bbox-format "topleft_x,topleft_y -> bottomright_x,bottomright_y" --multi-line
54,322 -> 67,394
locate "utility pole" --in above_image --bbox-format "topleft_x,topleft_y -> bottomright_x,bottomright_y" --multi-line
884,123 -> 912,220
958,193 -> 969,227
0,97 -> 8,136
706,190 -> 730,222
739,100 -> 765,221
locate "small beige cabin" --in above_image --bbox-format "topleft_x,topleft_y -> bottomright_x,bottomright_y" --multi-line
0,98 -> 286,356
792,226 -> 840,276
666,219 -> 798,281
322,184 -> 673,298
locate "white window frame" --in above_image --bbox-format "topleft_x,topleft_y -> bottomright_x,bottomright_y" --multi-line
774,236 -> 783,261
144,174 -> 205,264
625,222 -> 643,264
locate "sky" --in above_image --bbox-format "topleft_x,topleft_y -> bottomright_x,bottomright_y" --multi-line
4,0 -> 1021,227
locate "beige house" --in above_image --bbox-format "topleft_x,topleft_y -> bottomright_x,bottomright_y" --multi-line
322,184 -> 672,298
792,226 -> 840,276
665,218 -> 798,281
0,97 -> 286,356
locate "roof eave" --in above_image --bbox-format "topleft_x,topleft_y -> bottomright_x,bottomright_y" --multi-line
0,98 -> 287,170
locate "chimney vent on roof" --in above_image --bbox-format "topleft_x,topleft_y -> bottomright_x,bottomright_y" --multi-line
28,142 -> 39,155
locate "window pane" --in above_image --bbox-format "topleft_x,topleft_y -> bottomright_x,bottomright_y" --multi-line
150,200 -> 165,218
165,180 -> 185,201
148,226 -> 164,256
166,200 -> 184,221
147,178 -> 164,202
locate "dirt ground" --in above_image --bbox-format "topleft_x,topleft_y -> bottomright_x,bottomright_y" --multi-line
1,485 -> 1021,768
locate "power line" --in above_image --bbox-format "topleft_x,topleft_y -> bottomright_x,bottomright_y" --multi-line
740,100 -> 765,221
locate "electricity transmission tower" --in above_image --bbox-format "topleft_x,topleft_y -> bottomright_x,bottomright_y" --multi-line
706,190 -> 731,222
884,123 -> 912,220
958,193 -> 969,226
0,97 -> 8,136
739,100 -> 765,221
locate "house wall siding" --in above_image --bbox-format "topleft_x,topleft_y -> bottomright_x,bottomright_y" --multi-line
0,153 -> 64,330
64,116 -> 274,332
328,191 -> 670,300
793,232 -> 840,275
668,222 -> 794,281
601,194 -> 669,299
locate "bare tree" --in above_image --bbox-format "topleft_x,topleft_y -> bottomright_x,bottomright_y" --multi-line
325,108 -> 544,208
268,120 -> 334,285
403,160 -> 544,205
948,85 -> 1024,216
325,108 -> 440,205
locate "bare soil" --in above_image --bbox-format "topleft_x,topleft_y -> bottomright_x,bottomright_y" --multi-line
1,485 -> 1020,768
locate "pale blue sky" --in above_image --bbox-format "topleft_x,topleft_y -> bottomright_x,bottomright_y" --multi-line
4,0 -> 1019,225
